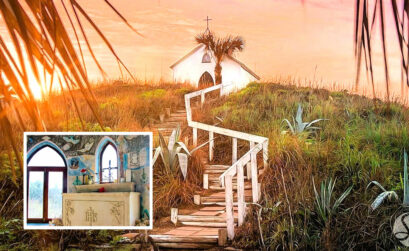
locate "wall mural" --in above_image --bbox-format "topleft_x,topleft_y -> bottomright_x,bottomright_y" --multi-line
27,135 -> 151,221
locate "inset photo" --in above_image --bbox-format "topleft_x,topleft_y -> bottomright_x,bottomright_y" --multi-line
23,132 -> 152,230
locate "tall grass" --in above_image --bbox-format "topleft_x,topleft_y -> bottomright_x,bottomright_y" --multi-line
201,82 -> 409,249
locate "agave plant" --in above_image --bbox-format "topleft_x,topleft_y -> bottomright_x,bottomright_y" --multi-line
367,150 -> 408,210
313,177 -> 352,224
282,104 -> 327,135
152,127 -> 208,180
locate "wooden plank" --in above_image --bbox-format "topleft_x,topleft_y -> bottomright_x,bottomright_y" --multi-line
218,229 -> 227,247
248,141 -> 254,180
180,222 -> 229,227
201,92 -> 205,107
193,127 -> 197,147
184,96 -> 192,121
263,140 -> 268,169
177,215 -> 227,222
209,131 -> 214,161
171,208 -> 178,225
236,162 -> 245,226
184,84 -> 222,99
225,175 -> 235,240
154,242 -> 216,249
149,235 -> 217,243
188,121 -> 267,144
205,164 -> 230,169
251,151 -> 258,202
203,174 -> 209,190
194,195 -> 201,205
219,143 -> 263,186
232,137 -> 237,164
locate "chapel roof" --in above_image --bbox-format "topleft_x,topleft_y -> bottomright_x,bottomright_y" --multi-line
170,45 -> 260,80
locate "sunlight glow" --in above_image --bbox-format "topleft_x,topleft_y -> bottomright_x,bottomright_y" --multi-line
28,75 -> 44,100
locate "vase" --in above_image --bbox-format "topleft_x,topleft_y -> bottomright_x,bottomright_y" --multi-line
73,176 -> 81,186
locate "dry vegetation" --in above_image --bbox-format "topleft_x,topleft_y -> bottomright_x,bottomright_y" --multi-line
0,80 -> 195,250
197,82 -> 409,250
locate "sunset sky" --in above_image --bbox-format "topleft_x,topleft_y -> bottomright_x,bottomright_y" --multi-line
1,0 -> 407,98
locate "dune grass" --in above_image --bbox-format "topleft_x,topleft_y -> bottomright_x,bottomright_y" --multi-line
198,82 -> 409,249
0,80 -> 194,250
2,80 -> 409,249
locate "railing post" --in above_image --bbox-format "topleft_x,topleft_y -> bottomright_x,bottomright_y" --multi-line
225,175 -> 235,240
237,162 -> 245,226
209,131 -> 214,161
193,128 -> 197,147
232,137 -> 237,164
248,142 -> 254,180
201,92 -> 205,107
263,140 -> 268,169
185,96 -> 192,121
203,173 -> 209,189
251,149 -> 259,202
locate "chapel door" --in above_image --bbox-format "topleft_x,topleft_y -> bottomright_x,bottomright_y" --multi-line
198,71 -> 215,90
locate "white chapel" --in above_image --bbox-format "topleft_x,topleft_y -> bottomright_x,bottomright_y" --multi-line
170,19 -> 260,93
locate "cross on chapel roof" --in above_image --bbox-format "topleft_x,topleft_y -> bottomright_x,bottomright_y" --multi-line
203,16 -> 212,34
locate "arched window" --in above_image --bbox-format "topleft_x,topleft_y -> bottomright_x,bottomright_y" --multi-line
100,143 -> 118,183
27,144 -> 67,223
202,52 -> 211,63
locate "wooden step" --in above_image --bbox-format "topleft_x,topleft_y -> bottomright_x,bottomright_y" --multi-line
177,215 -> 237,223
150,235 -> 217,243
149,235 -> 217,249
201,196 -> 252,203
208,183 -> 252,190
166,117 -> 186,122
169,114 -> 187,118
204,164 -> 230,169
205,169 -> 228,174
179,221 -> 235,228
208,176 -> 248,182
153,122 -> 182,128
201,201 -> 239,206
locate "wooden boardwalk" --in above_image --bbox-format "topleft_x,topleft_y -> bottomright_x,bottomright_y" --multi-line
123,84 -> 268,250
150,159 -> 254,249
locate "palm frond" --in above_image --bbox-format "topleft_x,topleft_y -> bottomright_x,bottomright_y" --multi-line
0,0 -> 141,182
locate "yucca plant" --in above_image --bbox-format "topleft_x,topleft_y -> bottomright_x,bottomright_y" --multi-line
152,127 -> 208,180
367,150 -> 408,210
282,103 -> 327,136
313,177 -> 352,224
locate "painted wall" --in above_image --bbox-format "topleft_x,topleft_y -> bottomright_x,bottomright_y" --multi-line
27,135 -> 151,221
171,45 -> 258,93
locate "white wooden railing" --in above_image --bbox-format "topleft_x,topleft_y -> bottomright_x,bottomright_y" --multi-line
184,83 -> 269,240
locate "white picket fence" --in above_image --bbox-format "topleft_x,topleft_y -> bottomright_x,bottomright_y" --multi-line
184,83 -> 269,240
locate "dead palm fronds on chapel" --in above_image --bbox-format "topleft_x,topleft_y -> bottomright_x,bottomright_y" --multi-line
0,0 -> 140,183
354,0 -> 409,102
195,32 -> 244,84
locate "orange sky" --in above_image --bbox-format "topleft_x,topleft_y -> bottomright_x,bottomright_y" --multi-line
1,0 -> 407,99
